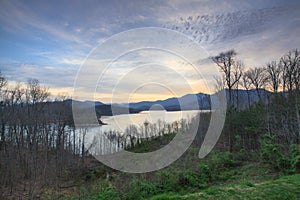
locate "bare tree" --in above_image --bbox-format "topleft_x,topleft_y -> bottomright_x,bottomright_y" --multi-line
211,50 -> 241,106
26,79 -> 49,104
0,71 -> 7,90
240,73 -> 252,108
213,75 -> 225,92
0,71 -> 8,152
244,67 -> 268,100
232,60 -> 244,108
0,73 -> 89,197
266,61 -> 282,93
281,49 -> 300,93
280,49 -> 300,142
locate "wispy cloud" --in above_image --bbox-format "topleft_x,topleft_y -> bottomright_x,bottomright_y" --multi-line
62,58 -> 84,65
0,62 -> 77,88
0,1 -> 89,46
0,0 -> 299,102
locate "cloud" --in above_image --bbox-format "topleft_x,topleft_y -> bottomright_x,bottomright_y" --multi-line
1,0 -> 300,102
0,1 -> 89,47
165,6 -> 296,45
72,43 -> 216,102
0,62 -> 77,89
62,58 -> 84,65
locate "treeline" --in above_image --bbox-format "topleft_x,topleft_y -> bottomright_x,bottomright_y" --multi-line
0,77 -> 85,198
211,49 -> 300,152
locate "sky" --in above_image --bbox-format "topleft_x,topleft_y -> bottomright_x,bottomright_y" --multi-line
0,0 -> 300,103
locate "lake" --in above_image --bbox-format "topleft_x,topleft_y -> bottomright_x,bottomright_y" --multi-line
100,110 -> 203,133
83,110 -> 208,155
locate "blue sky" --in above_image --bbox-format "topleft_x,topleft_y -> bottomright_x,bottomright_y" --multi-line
0,0 -> 300,102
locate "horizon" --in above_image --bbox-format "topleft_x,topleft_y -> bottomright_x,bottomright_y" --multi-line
68,87 -> 272,104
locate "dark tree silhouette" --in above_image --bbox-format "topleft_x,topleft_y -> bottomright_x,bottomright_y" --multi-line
211,50 -> 242,106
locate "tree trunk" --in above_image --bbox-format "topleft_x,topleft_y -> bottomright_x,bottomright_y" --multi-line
295,92 -> 300,144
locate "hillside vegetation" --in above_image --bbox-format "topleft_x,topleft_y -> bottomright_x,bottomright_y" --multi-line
50,130 -> 299,199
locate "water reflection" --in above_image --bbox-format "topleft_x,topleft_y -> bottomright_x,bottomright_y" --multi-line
84,110 -> 207,155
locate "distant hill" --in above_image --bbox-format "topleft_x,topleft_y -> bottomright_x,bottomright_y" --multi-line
65,99 -> 105,109
66,99 -> 139,116
65,88 -> 274,116
127,92 -> 211,112
228,88 -> 272,108
125,89 -> 272,112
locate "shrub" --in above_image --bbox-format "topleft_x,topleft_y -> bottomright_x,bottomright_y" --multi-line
290,144 -> 300,173
261,135 -> 283,169
199,164 -> 211,184
124,179 -> 162,200
210,151 -> 237,171
157,170 -> 178,192
260,135 -> 300,173
177,170 -> 204,190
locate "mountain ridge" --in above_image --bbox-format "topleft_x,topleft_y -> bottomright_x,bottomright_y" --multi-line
68,88 -> 273,116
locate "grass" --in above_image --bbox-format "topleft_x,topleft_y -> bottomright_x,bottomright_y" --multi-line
56,156 -> 298,200
150,174 -> 300,200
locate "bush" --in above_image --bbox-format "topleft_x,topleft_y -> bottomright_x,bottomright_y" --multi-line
210,152 -> 237,170
261,135 -> 300,173
261,135 -> 290,171
199,164 -> 211,184
290,144 -> 300,173
62,180 -> 119,200
124,179 -> 162,200
157,170 -> 178,192
177,170 -> 205,190
198,151 -> 243,182
234,148 -> 251,161
261,135 -> 282,169
157,168 -> 209,193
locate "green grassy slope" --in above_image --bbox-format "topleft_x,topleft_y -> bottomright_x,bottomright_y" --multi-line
45,131 -> 299,200
150,174 -> 300,200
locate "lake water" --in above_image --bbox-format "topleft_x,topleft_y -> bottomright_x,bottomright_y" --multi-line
100,110 -> 202,132
83,110 -> 208,155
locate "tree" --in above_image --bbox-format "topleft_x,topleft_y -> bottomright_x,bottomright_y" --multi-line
240,73 -> 252,108
232,60 -> 244,108
266,61 -> 282,93
211,50 -> 240,106
280,49 -> 300,142
281,49 -> 300,93
0,71 -> 7,151
0,73 -> 88,197
26,79 -> 49,104
213,75 -> 225,92
244,67 -> 268,100
0,71 -> 7,90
